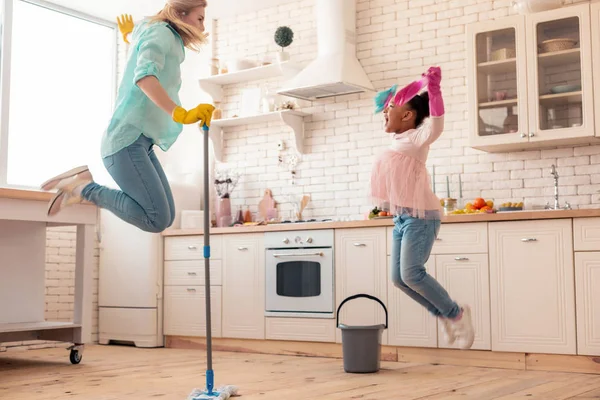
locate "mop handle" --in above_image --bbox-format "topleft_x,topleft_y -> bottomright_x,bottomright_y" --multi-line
201,123 -> 215,394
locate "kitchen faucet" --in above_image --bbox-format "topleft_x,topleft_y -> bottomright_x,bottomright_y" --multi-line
545,164 -> 571,210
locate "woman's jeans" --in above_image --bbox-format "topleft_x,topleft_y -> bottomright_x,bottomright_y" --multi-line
81,134 -> 175,233
390,214 -> 460,319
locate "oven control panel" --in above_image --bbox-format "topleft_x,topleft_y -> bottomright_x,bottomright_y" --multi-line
264,229 -> 334,249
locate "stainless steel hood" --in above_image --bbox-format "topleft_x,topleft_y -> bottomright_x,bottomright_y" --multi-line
277,0 -> 375,101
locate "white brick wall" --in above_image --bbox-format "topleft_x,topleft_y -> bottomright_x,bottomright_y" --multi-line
213,0 -> 598,220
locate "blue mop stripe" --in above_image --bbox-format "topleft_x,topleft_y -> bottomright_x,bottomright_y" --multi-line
204,246 -> 210,259
206,369 -> 214,394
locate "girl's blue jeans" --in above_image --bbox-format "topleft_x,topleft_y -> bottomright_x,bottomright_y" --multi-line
390,214 -> 461,319
81,134 -> 175,233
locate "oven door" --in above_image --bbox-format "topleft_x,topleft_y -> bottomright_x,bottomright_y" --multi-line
265,248 -> 333,318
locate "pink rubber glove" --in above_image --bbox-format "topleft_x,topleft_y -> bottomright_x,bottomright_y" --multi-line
423,66 -> 444,117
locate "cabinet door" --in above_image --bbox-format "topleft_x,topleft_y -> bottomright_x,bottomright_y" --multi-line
575,252 -> 600,356
163,286 -> 222,337
489,219 -> 576,354
436,254 -> 491,350
222,233 -> 265,339
526,4 -> 594,144
335,228 -> 387,344
593,2 -> 600,138
467,16 -> 529,151
387,256 -> 438,348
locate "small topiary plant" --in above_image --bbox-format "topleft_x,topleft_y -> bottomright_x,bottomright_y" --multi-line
274,26 -> 294,51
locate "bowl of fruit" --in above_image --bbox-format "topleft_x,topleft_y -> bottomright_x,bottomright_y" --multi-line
368,207 -> 392,219
447,197 -> 495,215
498,202 -> 524,212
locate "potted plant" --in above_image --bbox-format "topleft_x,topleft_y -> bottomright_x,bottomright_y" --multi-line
274,26 -> 294,62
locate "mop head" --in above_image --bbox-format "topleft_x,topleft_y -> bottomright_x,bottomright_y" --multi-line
187,385 -> 238,400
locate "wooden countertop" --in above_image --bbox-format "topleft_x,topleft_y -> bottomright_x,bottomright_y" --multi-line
162,208 -> 600,237
0,187 -> 56,202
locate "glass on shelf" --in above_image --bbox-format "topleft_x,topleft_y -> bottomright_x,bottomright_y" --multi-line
535,16 -> 583,131
475,27 -> 520,137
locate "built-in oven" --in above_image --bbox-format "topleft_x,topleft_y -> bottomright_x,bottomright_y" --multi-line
265,229 -> 334,318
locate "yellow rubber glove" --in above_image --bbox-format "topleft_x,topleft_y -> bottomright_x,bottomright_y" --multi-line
117,14 -> 134,44
172,104 -> 215,127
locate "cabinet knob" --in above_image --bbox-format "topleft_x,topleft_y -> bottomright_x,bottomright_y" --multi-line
188,245 -> 198,250
454,257 -> 469,261
521,238 -> 537,242
520,133 -> 526,138
529,132 -> 535,137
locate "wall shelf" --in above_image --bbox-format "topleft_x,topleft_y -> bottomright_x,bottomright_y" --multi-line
208,110 -> 309,162
199,61 -> 302,102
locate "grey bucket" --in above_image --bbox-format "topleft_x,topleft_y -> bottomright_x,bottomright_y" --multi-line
336,294 -> 388,373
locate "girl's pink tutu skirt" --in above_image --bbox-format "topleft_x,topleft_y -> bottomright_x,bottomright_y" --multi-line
370,150 -> 442,220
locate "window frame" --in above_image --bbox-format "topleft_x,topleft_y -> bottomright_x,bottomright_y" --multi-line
0,0 -> 118,188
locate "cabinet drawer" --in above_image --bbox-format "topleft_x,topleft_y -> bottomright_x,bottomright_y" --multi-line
163,286 -> 222,337
164,260 -> 222,286
431,223 -> 488,255
574,218 -> 600,251
164,235 -> 222,261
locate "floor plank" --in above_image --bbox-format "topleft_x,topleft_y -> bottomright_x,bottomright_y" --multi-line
1,345 -> 599,400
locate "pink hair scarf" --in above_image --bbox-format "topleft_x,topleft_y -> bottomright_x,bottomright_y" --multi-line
374,77 -> 428,114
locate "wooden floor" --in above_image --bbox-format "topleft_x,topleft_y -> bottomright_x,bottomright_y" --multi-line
1,345 -> 600,400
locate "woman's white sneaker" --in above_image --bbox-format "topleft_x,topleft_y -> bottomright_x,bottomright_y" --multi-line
449,305 -> 475,349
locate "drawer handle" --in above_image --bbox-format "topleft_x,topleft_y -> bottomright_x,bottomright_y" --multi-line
521,238 -> 537,242
187,288 -> 196,293
187,272 -> 197,276
238,247 -> 248,251
454,257 -> 469,261
435,238 -> 442,241
188,245 -> 198,250
353,243 -> 366,247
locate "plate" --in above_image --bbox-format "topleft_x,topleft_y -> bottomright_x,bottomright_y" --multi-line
550,84 -> 581,94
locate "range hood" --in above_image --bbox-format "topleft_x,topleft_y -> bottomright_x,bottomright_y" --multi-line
277,0 -> 375,101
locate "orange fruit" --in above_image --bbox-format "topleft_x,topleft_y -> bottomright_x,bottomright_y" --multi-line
473,198 -> 486,210
486,200 -> 494,208
480,205 -> 491,212
465,203 -> 475,211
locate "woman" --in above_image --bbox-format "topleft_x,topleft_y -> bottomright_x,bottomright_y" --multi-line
370,67 -> 475,349
41,0 -> 214,233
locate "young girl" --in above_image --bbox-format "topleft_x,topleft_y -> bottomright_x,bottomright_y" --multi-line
370,67 -> 475,349
40,0 -> 214,233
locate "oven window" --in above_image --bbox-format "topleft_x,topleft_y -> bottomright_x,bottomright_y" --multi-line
276,261 -> 321,297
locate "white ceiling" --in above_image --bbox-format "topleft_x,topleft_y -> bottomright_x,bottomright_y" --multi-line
46,0 -> 291,22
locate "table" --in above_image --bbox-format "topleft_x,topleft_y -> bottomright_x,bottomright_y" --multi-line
0,188 -> 96,364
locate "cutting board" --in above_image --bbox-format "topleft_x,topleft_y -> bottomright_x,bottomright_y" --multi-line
258,189 -> 276,221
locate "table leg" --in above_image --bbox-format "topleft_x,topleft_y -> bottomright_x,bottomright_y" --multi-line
73,224 -> 94,344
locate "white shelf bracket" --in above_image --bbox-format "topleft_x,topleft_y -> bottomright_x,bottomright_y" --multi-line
208,126 -> 224,162
279,112 -> 305,155
199,81 -> 223,103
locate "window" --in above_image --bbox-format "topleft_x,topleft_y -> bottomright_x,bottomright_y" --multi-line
0,0 -> 116,188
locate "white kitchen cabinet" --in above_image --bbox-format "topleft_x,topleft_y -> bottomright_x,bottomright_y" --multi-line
163,286 -> 222,337
222,233 -> 265,340
435,254 -> 491,350
573,217 -> 600,251
593,2 -> 600,139
431,222 -> 488,255
575,252 -> 600,356
467,3 -> 597,152
335,228 -> 388,344
489,219 -> 576,354
387,256 -> 438,348
164,260 -> 222,286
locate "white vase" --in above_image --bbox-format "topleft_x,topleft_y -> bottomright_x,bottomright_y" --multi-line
277,51 -> 290,63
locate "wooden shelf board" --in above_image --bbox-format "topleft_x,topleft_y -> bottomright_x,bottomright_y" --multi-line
539,91 -> 582,106
0,321 -> 80,333
199,61 -> 300,86
211,110 -> 308,128
479,99 -> 518,109
538,48 -> 581,67
477,58 -> 517,74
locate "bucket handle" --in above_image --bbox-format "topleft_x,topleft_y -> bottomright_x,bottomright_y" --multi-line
336,294 -> 388,329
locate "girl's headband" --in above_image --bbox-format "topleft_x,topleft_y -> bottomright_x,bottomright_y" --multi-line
374,77 -> 428,114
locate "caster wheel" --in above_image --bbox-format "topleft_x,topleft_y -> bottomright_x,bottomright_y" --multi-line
70,349 -> 82,365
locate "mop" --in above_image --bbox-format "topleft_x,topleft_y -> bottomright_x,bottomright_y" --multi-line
186,124 -> 239,400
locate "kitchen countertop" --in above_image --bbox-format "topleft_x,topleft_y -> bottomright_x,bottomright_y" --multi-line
162,208 -> 600,236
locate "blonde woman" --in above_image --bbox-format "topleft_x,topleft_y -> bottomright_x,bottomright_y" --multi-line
41,0 -> 214,233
